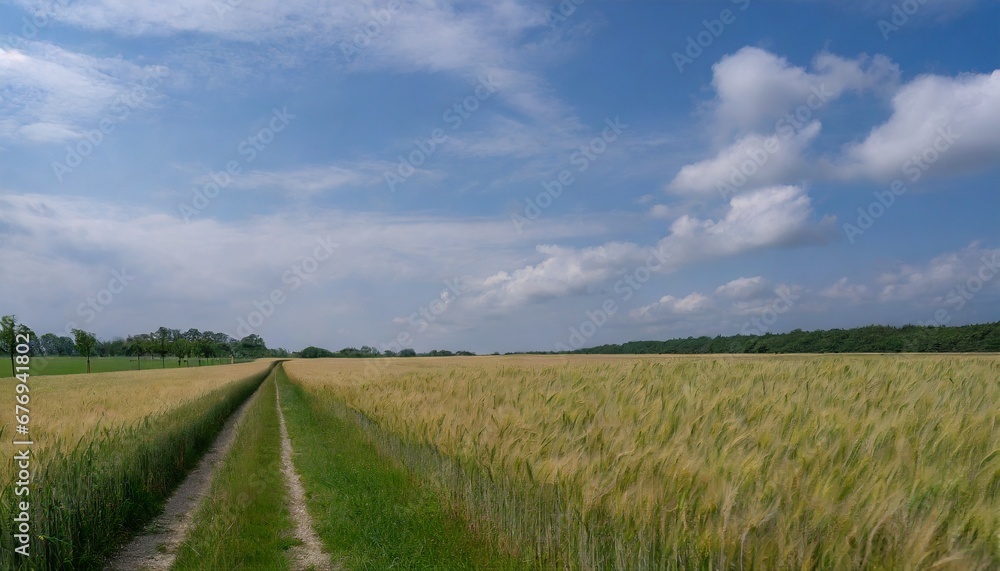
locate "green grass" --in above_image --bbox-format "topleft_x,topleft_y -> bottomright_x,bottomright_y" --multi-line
0,364 -> 273,570
1,355 -> 250,378
174,370 -> 299,570
276,364 -> 528,570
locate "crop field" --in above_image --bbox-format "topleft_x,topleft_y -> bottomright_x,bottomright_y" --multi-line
0,360 -> 275,463
0,360 -> 275,569
284,354 -> 1000,569
1,354 -> 997,569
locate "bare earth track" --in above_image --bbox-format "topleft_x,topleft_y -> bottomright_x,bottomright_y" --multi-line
104,381 -> 265,571
276,377 -> 334,570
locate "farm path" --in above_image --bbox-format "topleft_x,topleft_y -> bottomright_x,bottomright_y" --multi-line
275,374 -> 335,570
104,377 -> 266,571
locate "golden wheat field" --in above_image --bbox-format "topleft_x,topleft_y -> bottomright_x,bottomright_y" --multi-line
0,360 -> 274,471
284,354 -> 1000,569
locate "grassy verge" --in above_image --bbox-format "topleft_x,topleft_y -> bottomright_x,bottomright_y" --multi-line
2,355 -> 256,378
0,363 -> 274,570
275,364 -> 527,570
174,370 -> 297,569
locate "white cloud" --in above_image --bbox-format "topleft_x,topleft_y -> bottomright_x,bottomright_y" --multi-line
229,164 -> 391,195
820,277 -> 869,303
710,47 -> 898,135
876,244 -> 1000,303
463,185 -> 833,315
0,192 -> 606,341
0,42 -> 166,142
669,121 -> 821,196
466,242 -> 647,312
633,293 -> 714,320
714,276 -> 772,301
628,278 -> 803,327
838,70 -> 1000,181
662,185 -> 834,262
647,204 -> 672,219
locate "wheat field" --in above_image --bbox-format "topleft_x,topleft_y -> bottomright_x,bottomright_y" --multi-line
0,361 -> 276,568
0,359 -> 274,466
285,354 -> 1000,569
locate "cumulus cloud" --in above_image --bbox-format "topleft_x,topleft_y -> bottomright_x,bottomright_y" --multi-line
838,70 -> 1000,181
628,277 -> 801,327
876,243 -> 1000,302
632,293 -> 714,321
466,242 -> 648,312
710,47 -> 898,135
669,121 -> 821,196
714,276 -> 772,301
663,185 -> 834,261
463,185 -> 834,314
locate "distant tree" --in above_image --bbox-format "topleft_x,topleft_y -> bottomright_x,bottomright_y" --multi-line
55,335 -> 76,356
71,329 -> 98,373
238,334 -> 268,359
1,315 -> 34,377
194,336 -> 210,366
125,336 -> 140,369
125,334 -> 152,370
399,348 -> 417,357
154,327 -> 176,368
300,346 -> 335,358
39,333 -> 60,356
102,337 -> 127,357
172,338 -> 191,367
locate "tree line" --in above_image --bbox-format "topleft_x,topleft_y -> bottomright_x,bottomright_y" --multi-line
1,315 -> 288,373
296,345 -> 476,358
555,322 -> 1000,355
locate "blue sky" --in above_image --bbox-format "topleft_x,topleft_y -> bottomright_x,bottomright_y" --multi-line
1,0 -> 998,353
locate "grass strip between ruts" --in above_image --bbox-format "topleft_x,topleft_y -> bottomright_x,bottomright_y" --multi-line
275,364 -> 528,570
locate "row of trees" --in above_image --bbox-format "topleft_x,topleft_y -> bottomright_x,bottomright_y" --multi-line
563,322 -> 1000,355
296,346 -> 476,358
2,315 -> 289,373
